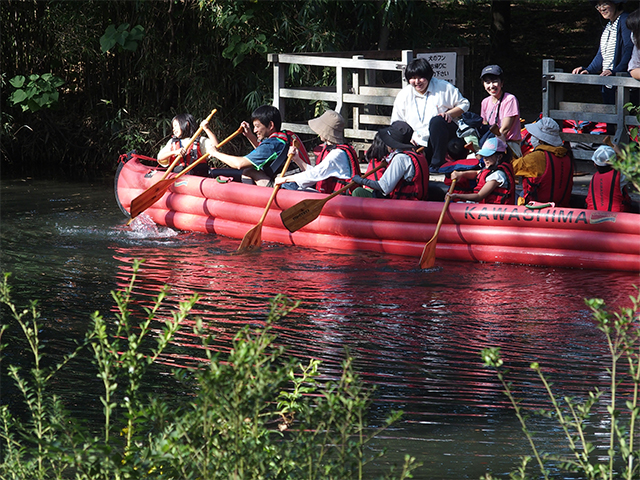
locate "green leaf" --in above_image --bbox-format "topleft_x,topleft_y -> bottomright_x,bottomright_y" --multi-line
9,75 -> 25,88
9,89 -> 27,104
100,36 -> 115,53
129,25 -> 145,42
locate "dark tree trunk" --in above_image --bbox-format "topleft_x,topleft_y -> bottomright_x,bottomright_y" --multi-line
490,1 -> 511,59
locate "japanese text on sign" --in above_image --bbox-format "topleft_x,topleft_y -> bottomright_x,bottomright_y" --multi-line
417,52 -> 458,86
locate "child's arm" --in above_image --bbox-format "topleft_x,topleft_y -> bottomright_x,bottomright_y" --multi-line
448,179 -> 498,202
200,119 -> 219,146
451,169 -> 479,181
157,141 -> 178,166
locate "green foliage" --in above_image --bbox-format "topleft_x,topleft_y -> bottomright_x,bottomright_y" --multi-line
481,287 -> 640,480
0,1 -> 605,178
8,74 -> 65,113
104,105 -> 152,154
100,23 -> 145,53
0,265 -> 420,479
616,103 -> 640,192
217,8 -> 268,67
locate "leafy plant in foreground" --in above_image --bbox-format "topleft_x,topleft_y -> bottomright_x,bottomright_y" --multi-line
481,287 -> 640,480
0,263 -> 419,479
618,103 -> 640,192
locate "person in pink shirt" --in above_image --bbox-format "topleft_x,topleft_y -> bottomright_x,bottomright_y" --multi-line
479,65 -> 522,157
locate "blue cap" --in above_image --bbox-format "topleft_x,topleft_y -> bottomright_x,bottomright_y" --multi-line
477,137 -> 507,157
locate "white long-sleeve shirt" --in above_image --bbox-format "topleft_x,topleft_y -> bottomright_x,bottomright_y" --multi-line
283,147 -> 352,189
391,78 -> 470,147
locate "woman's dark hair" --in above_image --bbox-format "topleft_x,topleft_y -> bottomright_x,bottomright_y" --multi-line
404,58 -> 434,83
251,105 -> 282,132
627,9 -> 640,47
172,113 -> 197,139
366,133 -> 389,162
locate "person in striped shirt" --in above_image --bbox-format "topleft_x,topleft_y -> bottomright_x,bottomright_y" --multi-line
572,0 -> 633,104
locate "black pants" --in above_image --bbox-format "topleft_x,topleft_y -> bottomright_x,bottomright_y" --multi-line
426,116 -> 459,167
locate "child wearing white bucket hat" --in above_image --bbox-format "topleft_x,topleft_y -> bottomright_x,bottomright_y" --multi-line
585,145 -> 632,211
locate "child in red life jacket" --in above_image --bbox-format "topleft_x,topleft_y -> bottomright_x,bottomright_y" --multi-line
586,145 -> 632,212
447,137 -> 516,205
157,113 -> 218,177
350,121 -> 430,201
275,110 -> 359,193
351,134 -> 389,197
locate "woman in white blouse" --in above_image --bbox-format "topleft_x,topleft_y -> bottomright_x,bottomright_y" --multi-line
390,58 -> 470,172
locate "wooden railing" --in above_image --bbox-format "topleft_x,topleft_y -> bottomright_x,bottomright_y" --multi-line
268,55 -> 639,162
268,49 -> 468,155
542,58 -> 640,160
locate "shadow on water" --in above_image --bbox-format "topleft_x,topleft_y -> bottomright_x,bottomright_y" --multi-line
2,178 -> 639,479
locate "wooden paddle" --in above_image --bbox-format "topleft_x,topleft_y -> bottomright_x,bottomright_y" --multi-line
236,139 -> 301,252
280,161 -> 388,233
418,178 -> 457,269
127,126 -> 243,223
160,108 -> 217,180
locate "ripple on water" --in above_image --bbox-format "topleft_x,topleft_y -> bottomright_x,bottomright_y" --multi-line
3,179 -> 639,480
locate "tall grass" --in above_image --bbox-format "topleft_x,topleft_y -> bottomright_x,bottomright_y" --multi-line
0,261 -> 419,479
481,287 -> 640,480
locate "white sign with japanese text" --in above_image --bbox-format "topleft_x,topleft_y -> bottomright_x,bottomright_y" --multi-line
417,52 -> 458,86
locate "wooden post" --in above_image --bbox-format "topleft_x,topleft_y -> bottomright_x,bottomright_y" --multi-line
615,73 -> 628,144
336,63 -> 344,115
269,53 -> 285,119
541,59 -> 555,118
352,55 -> 364,133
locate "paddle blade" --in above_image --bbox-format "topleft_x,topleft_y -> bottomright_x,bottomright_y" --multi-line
128,178 -> 174,220
419,239 -> 438,269
237,224 -> 263,252
418,179 -> 456,269
280,198 -> 326,233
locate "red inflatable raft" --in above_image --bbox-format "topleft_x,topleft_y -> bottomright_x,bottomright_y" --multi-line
115,154 -> 640,272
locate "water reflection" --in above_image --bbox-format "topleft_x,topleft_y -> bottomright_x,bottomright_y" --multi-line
2,179 -> 639,479
108,233 -> 638,478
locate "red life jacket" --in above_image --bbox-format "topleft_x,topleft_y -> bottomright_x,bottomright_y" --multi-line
364,151 -> 429,200
562,119 -> 607,135
170,138 -> 208,176
387,150 -> 430,201
586,168 -> 632,212
522,150 -> 573,206
474,162 -> 516,204
171,138 -> 202,166
365,157 -> 387,180
440,157 -> 484,194
261,131 -> 310,179
314,144 -> 360,193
